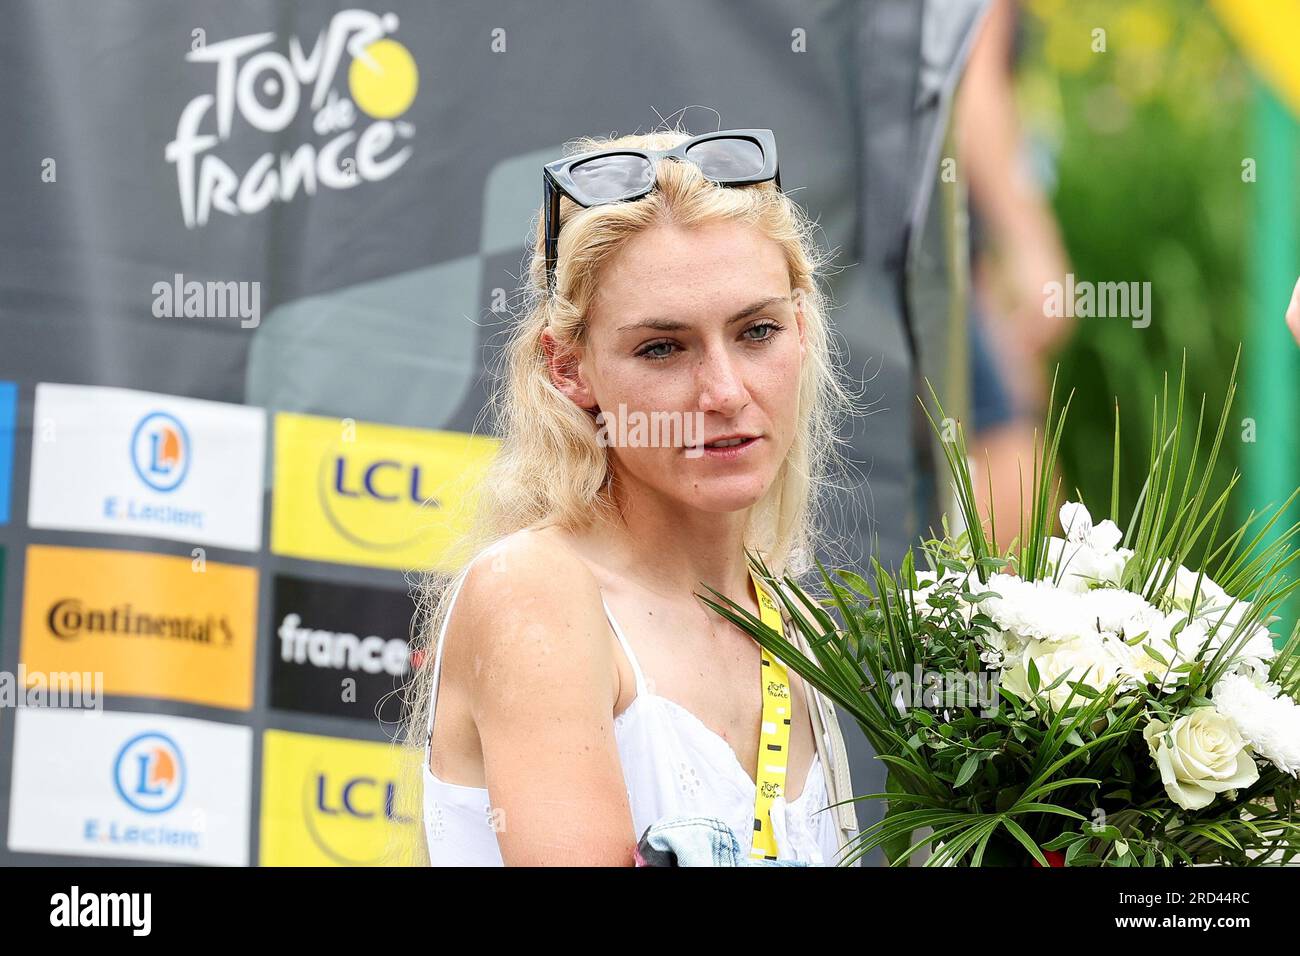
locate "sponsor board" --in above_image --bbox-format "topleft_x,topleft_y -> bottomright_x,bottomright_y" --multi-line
28,383 -> 265,551
259,728 -> 421,866
0,381 -> 15,525
269,574 -> 416,721
272,412 -> 496,570
21,545 -> 257,711
7,708 -> 252,865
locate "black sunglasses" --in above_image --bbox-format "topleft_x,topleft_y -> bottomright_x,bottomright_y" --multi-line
542,128 -> 781,292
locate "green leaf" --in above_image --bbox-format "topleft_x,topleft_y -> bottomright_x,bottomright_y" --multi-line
1142,644 -> 1170,666
1041,832 -> 1085,851
1001,817 -> 1050,867
954,753 -> 981,789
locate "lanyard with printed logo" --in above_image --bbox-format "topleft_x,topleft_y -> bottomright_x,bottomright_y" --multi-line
749,569 -> 792,861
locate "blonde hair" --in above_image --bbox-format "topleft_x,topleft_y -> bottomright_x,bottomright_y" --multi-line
390,124 -> 858,864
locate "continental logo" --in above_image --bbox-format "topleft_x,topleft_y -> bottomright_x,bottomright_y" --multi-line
47,599 -> 235,645
21,545 -> 257,710
259,729 -> 421,866
271,412 -> 498,571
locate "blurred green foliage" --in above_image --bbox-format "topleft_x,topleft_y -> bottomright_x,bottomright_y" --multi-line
1019,0 -> 1254,524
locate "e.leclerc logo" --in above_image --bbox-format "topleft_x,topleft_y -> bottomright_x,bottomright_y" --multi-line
113,732 -> 186,813
82,731 -> 202,852
166,10 -> 419,228
103,409 -> 205,530
130,411 -> 191,492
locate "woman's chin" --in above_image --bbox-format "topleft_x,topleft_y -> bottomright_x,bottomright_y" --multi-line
678,480 -> 771,514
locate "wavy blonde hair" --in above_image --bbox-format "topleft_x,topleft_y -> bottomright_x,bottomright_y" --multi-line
389,124 -> 858,864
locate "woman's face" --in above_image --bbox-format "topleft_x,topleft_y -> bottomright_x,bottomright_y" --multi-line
563,220 -> 807,516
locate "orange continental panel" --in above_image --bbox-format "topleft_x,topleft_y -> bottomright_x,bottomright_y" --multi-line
20,544 -> 257,710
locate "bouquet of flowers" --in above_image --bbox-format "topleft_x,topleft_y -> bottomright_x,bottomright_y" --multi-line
706,360 -> 1300,866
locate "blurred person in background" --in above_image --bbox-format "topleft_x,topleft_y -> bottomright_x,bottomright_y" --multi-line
958,0 -> 1072,551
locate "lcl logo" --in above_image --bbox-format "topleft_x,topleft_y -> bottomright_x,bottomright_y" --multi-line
331,456 -> 433,504
317,451 -> 441,552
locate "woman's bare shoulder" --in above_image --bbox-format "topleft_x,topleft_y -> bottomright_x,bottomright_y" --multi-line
458,525 -> 598,601
447,527 -> 616,706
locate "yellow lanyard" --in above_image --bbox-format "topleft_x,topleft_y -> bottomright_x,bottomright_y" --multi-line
749,569 -> 792,860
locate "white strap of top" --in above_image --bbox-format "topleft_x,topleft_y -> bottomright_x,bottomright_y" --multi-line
600,597 -> 649,699
424,564 -> 475,757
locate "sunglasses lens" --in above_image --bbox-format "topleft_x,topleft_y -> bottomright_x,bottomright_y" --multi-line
569,154 -> 655,201
685,137 -> 766,180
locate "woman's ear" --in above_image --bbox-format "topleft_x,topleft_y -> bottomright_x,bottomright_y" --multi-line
541,326 -> 599,411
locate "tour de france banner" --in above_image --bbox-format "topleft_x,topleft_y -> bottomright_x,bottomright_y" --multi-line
0,1 -> 968,865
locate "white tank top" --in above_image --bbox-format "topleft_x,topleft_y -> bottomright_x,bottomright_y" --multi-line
422,561 -> 847,866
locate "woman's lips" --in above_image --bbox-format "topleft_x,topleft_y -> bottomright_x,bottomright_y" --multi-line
693,436 -> 761,460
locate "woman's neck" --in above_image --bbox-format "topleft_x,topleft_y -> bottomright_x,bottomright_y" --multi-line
590,486 -> 760,616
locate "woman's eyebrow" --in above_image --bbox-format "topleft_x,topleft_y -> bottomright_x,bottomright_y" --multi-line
616,295 -> 789,334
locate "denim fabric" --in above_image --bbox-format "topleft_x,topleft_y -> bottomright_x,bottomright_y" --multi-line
969,304 -> 1016,433
634,816 -> 810,867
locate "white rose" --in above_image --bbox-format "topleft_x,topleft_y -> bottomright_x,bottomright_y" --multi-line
1001,636 -> 1120,712
1143,709 -> 1260,811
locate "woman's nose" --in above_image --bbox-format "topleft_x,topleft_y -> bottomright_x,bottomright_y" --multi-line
695,346 -> 749,414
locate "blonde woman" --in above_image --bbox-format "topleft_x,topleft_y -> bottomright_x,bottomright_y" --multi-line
402,126 -> 863,866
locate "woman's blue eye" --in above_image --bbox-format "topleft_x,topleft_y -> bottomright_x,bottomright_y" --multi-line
745,321 -> 782,341
638,341 -> 676,360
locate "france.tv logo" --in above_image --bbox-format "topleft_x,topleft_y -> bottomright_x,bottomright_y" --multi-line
113,732 -> 186,813
130,412 -> 191,493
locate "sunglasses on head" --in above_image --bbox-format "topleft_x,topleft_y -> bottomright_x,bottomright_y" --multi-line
542,128 -> 781,292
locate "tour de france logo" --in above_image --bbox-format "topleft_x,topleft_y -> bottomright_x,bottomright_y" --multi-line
166,10 -> 420,228
130,411 -> 191,493
113,732 -> 187,814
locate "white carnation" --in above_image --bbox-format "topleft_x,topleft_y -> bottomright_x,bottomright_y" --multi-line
978,574 -> 1101,643
1213,671 -> 1300,776
1079,587 -> 1158,634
